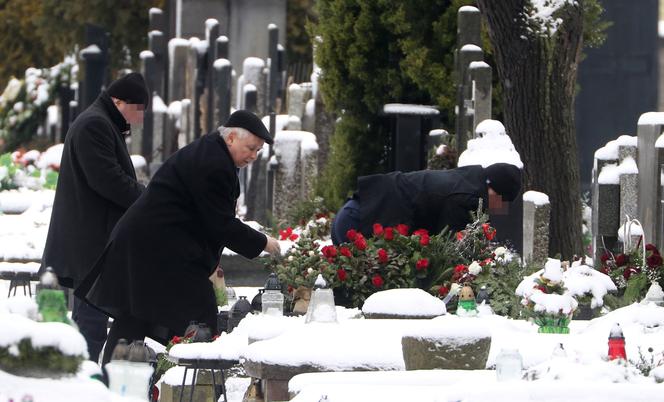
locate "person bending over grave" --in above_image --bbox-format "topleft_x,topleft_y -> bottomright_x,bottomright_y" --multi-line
41,73 -> 149,362
76,110 -> 281,366
331,163 -> 522,245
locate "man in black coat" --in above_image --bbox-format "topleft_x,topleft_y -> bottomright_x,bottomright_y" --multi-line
41,73 -> 149,362
76,110 -> 281,366
331,163 -> 522,244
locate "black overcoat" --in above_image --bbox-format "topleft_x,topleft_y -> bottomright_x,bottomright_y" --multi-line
77,132 -> 267,335
42,92 -> 144,288
357,165 -> 488,236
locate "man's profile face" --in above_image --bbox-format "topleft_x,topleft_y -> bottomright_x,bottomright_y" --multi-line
227,130 -> 264,168
487,187 -> 509,215
113,98 -> 145,126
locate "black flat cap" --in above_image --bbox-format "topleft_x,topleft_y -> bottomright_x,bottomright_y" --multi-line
224,110 -> 273,145
485,163 -> 522,202
107,72 -> 149,107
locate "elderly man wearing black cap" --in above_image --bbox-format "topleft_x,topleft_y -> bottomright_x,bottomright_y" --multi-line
331,163 -> 522,245
76,110 -> 281,366
42,72 -> 149,362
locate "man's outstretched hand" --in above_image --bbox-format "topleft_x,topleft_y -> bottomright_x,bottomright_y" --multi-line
264,235 -> 281,256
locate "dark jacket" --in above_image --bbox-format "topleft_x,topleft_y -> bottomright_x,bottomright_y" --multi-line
77,132 -> 267,335
357,165 -> 488,236
42,92 -> 144,288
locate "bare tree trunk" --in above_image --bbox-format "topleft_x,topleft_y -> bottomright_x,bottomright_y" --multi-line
477,0 -> 584,259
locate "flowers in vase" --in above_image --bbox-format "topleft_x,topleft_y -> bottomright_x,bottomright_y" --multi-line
516,259 -> 577,333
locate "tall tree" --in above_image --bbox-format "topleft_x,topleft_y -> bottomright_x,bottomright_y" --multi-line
477,0 -> 606,258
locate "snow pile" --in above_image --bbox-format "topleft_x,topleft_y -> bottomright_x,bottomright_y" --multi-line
0,313 -> 87,357
563,265 -> 617,308
0,190 -> 53,261
361,288 -> 446,317
594,135 -> 637,160
457,120 -> 523,169
4,295 -> 38,319
523,190 -> 549,206
0,369 -> 115,402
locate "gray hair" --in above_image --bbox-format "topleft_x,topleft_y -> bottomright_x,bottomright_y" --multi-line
219,125 -> 251,140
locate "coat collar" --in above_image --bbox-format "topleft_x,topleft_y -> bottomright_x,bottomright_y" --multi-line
97,91 -> 130,134
214,132 -> 240,173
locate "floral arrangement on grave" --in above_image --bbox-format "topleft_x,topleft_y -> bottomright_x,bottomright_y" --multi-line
563,260 -> 617,319
0,151 -> 59,191
599,240 -> 664,307
435,208 -> 527,318
267,204 -> 526,313
0,56 -> 76,152
516,259 -> 578,334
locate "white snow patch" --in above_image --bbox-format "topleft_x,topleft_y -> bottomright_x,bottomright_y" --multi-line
383,104 -> 439,115
361,288 -> 446,317
597,163 -> 620,184
523,190 -> 549,206
458,119 -> 523,168
638,111 -> 664,126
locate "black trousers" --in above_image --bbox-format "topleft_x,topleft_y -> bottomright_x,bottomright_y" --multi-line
72,296 -> 109,364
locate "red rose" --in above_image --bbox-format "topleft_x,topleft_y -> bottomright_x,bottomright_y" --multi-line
623,266 -> 640,280
340,246 -> 352,257
171,335 -> 181,345
372,274 -> 384,287
287,285 -> 294,293
377,248 -> 388,264
396,224 -> 410,236
373,223 -> 384,236
346,229 -> 358,241
456,231 -> 464,241
384,227 -> 394,241
322,245 -> 337,259
482,223 -> 496,241
614,253 -> 629,267
646,244 -> 660,255
337,269 -> 348,281
279,227 -> 293,240
413,229 -> 429,237
647,254 -> 663,268
354,235 -> 367,250
600,252 -> 611,263
438,286 -> 449,297
454,264 -> 467,273
414,231 -> 430,246
416,258 -> 429,271
289,233 -> 299,241
536,285 -> 547,293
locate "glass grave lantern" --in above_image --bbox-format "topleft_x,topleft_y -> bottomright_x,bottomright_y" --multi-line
105,340 -> 154,400
305,274 -> 338,323
262,273 -> 284,316
228,296 -> 252,331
